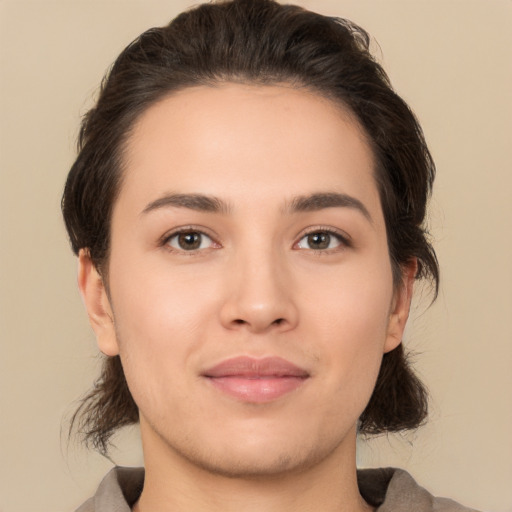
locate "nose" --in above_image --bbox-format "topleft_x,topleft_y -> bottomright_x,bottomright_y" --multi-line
219,249 -> 299,334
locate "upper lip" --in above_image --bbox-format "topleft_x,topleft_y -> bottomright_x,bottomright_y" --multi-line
203,356 -> 310,378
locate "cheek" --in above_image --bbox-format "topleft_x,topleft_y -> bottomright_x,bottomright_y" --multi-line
300,258 -> 393,387
110,251 -> 220,338
303,254 -> 393,335
106,258 -> 223,403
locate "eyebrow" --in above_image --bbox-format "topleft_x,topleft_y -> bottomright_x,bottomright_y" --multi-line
141,191 -> 371,222
141,193 -> 231,215
287,192 -> 372,222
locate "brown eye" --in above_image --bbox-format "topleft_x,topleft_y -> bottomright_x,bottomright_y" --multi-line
306,232 -> 331,250
167,231 -> 213,251
296,231 -> 345,251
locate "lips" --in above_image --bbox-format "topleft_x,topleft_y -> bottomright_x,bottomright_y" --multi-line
202,356 -> 309,403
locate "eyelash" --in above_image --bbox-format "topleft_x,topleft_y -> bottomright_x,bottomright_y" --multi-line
160,226 -> 352,255
160,226 -> 219,255
294,226 -> 352,254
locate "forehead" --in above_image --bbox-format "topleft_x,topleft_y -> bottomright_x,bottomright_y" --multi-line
118,83 -> 381,219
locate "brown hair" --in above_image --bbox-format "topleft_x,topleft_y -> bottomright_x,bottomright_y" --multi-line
63,0 -> 438,455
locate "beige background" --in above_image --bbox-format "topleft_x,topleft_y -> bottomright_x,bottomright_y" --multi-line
0,1 -> 511,511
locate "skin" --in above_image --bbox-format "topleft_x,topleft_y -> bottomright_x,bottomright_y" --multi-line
79,83 -> 415,512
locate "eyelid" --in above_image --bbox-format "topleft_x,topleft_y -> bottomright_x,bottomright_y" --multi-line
293,226 -> 353,251
158,224 -> 351,254
159,225 -> 221,253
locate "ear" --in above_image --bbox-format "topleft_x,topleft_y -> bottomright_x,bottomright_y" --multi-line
384,258 -> 418,353
77,249 -> 120,356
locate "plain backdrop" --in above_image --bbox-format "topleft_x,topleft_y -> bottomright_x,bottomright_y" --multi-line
0,1 -> 511,511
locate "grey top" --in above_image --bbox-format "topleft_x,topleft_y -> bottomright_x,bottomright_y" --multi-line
76,466 -> 479,512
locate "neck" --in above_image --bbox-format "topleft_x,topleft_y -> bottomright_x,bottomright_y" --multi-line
133,425 -> 373,512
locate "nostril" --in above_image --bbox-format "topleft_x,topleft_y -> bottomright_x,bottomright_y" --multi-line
273,318 -> 285,325
233,319 -> 246,325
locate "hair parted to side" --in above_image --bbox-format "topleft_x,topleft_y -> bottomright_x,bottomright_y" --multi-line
63,0 -> 439,455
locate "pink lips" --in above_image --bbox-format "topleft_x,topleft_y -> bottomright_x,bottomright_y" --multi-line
202,356 -> 309,403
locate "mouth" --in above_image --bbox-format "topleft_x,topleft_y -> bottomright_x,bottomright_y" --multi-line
202,356 -> 310,403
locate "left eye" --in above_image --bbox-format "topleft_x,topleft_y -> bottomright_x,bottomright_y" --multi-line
296,231 -> 345,251
166,231 -> 214,251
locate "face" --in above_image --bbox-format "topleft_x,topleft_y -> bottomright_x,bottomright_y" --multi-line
80,83 -> 413,478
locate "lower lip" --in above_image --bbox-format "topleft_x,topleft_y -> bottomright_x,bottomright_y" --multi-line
206,376 -> 307,403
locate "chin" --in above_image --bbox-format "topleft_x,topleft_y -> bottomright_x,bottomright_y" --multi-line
161,421 -> 350,480
175,442 -> 323,479
140,395 -> 359,479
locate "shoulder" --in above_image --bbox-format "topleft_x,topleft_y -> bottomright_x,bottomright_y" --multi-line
75,497 -> 94,512
357,467 -> 480,512
74,466 -> 144,512
78,465 -> 480,512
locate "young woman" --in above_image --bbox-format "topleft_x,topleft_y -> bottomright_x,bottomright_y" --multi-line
62,1 -> 478,510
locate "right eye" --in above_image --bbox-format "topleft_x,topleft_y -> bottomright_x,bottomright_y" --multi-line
165,230 -> 215,252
